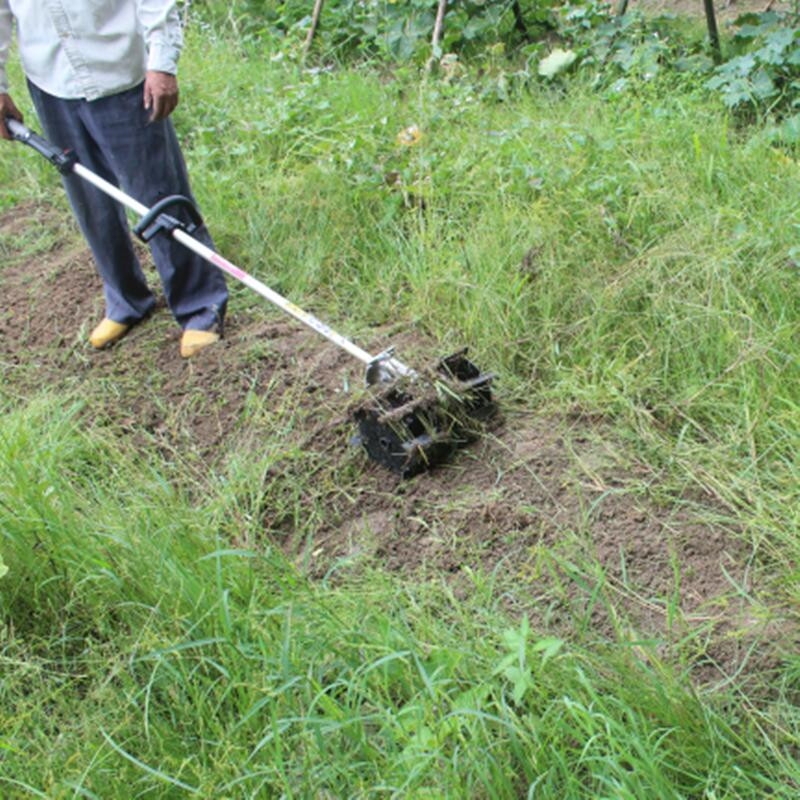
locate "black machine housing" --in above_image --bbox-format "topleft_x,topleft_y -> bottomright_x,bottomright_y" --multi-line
352,351 -> 496,478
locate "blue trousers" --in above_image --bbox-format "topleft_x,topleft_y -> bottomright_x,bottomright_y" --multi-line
28,80 -> 227,331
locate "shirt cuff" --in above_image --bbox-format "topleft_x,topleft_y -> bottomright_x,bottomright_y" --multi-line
146,42 -> 180,75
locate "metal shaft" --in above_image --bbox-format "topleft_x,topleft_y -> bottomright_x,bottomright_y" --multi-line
74,163 -> 409,371
7,117 -> 413,379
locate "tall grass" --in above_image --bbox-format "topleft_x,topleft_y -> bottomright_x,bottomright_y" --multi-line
175,32 -> 798,408
2,399 -> 799,796
169,32 -> 798,549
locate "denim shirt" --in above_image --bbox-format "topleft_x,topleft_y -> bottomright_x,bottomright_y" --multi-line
0,0 -> 182,100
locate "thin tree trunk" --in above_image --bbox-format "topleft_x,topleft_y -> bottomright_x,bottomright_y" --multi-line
703,0 -> 722,64
428,0 -> 448,70
303,0 -> 325,60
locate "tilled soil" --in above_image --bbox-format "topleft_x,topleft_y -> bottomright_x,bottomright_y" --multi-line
0,201 -> 790,688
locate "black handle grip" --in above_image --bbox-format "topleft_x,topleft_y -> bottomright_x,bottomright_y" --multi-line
5,117 -> 78,174
133,194 -> 204,243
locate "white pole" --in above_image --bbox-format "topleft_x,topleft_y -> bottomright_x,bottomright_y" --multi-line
73,163 -> 414,377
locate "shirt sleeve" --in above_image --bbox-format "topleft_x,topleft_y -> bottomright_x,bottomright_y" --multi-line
137,0 -> 183,75
0,0 -> 13,94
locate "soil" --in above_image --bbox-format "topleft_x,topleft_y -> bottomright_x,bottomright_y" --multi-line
0,201 -> 792,689
634,0 -> 786,19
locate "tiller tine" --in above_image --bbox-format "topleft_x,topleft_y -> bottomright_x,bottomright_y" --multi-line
352,349 -> 496,478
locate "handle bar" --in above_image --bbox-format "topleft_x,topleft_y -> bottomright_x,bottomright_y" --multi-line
6,117 -> 78,174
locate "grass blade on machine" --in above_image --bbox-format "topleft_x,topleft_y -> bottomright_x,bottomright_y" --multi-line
6,117 -> 496,477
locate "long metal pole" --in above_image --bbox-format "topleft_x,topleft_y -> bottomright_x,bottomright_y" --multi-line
72,163 -> 412,374
7,118 -> 413,378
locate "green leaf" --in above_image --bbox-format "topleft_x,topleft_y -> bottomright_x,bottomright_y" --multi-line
721,78 -> 753,108
532,637 -> 565,665
538,48 -> 577,79
757,28 -> 797,65
611,41 -> 635,72
777,112 -> 800,143
729,53 -> 758,77
751,68 -> 777,100
504,665 -> 534,704
733,11 -> 782,40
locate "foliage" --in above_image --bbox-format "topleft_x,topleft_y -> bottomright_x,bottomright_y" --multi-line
706,10 -> 800,120
555,2 -> 713,94
190,0 -> 558,60
185,0 -> 800,124
3,15 -> 800,799
537,3 -> 800,124
555,3 -> 800,120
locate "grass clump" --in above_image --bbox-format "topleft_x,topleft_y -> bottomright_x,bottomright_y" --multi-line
2,401 -> 799,797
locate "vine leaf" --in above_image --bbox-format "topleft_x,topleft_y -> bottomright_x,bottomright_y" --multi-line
538,48 -> 577,79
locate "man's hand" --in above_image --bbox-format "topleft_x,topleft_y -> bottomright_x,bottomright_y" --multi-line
143,71 -> 179,122
0,93 -> 23,140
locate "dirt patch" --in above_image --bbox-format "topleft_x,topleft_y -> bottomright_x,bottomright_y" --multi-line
0,202 -> 790,688
634,0 -> 786,21
309,411 -> 779,685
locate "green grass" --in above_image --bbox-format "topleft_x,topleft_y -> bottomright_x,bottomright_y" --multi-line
169,33 -> 798,549
1,400 -> 798,797
1,19 -> 799,798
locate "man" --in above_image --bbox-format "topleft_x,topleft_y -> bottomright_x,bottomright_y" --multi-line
0,0 -> 227,358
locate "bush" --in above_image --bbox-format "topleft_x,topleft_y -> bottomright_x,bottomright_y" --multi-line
706,10 -> 800,120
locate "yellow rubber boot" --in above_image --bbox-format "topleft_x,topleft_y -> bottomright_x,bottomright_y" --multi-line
180,329 -> 220,358
89,318 -> 130,349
